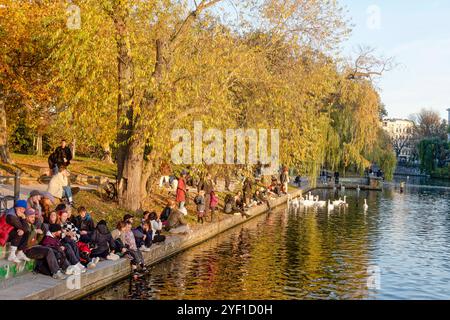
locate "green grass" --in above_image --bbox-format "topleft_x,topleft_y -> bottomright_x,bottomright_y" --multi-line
0,153 -> 116,178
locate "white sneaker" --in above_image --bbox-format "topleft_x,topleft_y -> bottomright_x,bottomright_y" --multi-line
7,253 -> 21,264
87,261 -> 96,269
65,265 -> 76,275
72,265 -> 82,275
91,257 -> 100,265
16,251 -> 31,262
75,262 -> 87,273
107,253 -> 120,261
140,245 -> 151,252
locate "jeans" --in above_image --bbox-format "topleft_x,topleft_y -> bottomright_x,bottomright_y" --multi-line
61,237 -> 80,263
25,246 -> 63,275
63,186 -> 73,200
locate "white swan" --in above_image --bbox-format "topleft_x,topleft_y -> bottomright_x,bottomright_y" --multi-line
341,196 -> 349,208
314,195 -> 326,208
290,197 -> 299,209
363,199 -> 369,211
327,200 -> 334,212
333,198 -> 343,206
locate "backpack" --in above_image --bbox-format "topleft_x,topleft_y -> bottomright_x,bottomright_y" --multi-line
0,214 -> 14,247
77,241 -> 92,264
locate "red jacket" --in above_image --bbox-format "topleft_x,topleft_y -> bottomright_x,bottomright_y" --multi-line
176,177 -> 186,202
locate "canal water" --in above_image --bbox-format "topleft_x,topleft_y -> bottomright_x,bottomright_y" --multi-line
88,182 -> 450,300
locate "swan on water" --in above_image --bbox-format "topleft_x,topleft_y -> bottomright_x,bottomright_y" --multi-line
333,198 -> 343,206
363,199 -> 369,211
314,195 -> 327,208
327,200 -> 334,212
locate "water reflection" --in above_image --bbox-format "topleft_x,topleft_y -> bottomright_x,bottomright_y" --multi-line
89,184 -> 450,300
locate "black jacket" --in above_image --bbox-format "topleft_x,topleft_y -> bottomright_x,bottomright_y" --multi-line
52,146 -> 72,167
91,223 -> 115,253
71,214 -> 95,233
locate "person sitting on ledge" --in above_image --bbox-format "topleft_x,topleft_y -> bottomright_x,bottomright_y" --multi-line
149,211 -> 166,243
123,221 -> 147,273
41,223 -> 87,274
90,220 -> 119,261
166,207 -> 190,234
133,217 -> 152,252
160,200 -> 175,227
71,206 -> 95,243
21,215 -> 69,280
27,190 -> 43,227
5,200 -> 29,263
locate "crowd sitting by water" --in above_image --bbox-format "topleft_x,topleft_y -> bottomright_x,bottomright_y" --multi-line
0,141 -> 294,281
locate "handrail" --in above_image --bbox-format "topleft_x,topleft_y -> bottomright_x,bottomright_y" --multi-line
0,169 -> 21,205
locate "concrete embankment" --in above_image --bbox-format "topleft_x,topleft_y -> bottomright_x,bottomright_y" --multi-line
0,189 -> 303,300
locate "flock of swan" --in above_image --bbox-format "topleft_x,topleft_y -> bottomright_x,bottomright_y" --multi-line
288,192 -> 369,213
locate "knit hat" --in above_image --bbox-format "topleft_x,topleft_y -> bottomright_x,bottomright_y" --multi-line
25,208 -> 36,216
29,190 -> 42,197
49,224 -> 62,233
15,200 -> 27,209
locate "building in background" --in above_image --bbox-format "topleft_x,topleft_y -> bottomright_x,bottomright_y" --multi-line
381,119 -> 415,163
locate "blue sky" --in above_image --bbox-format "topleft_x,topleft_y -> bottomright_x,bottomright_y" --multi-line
340,0 -> 450,120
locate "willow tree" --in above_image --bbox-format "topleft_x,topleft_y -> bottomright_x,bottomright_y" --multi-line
51,0 -> 350,209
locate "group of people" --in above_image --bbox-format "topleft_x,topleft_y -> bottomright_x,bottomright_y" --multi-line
0,188 -> 179,279
162,165 -> 291,222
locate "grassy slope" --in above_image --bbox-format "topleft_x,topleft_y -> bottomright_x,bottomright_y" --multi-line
0,153 -> 116,178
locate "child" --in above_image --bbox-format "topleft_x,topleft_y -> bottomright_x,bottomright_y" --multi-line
194,190 -> 206,224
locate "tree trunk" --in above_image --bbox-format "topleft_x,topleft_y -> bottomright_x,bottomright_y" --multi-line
36,134 -> 43,156
113,6 -> 144,211
102,143 -> 113,164
0,99 -> 12,164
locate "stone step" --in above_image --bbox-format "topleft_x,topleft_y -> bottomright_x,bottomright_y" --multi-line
0,259 -> 35,281
0,245 -> 36,281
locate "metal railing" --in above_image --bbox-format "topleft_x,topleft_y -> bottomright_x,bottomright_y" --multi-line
0,170 -> 21,213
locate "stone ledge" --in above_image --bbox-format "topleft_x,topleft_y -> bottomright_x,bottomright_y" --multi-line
0,189 -> 303,300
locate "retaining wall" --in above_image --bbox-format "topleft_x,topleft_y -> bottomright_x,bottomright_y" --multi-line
0,189 -> 303,300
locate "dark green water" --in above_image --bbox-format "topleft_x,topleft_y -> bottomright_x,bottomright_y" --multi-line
88,183 -> 450,300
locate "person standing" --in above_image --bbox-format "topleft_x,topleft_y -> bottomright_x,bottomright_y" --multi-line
176,170 -> 187,210
203,173 -> 214,218
48,139 -> 73,175
242,176 -> 253,207
194,190 -> 206,224
280,166 -> 290,194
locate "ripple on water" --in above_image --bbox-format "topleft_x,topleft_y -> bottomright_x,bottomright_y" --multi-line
88,186 -> 450,300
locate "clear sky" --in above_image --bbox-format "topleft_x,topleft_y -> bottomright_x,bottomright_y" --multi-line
340,0 -> 450,120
